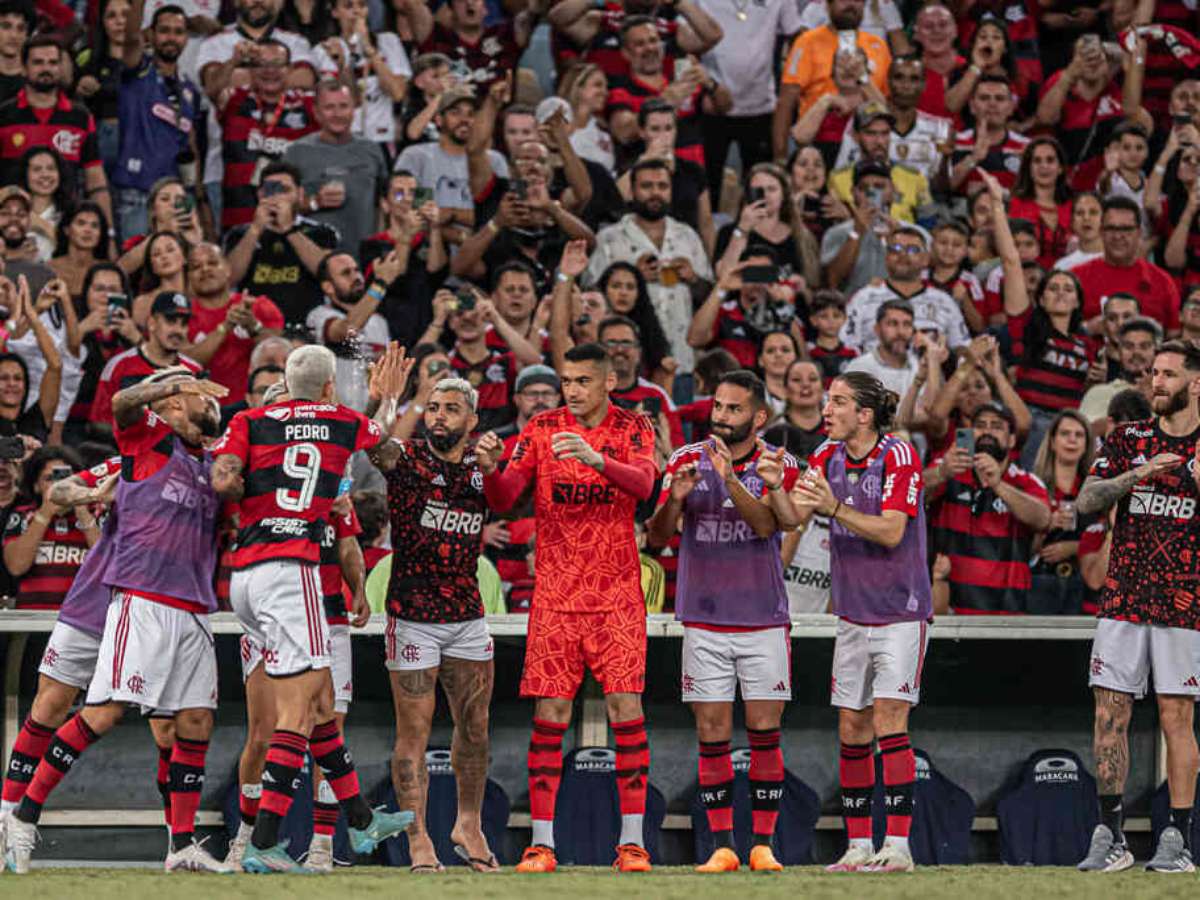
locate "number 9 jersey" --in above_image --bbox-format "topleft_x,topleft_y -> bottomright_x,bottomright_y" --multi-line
212,399 -> 383,568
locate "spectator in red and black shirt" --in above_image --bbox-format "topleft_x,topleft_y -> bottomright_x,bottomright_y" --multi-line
806,289 -> 857,387
1008,137 -> 1074,271
2,446 -> 99,610
925,400 -> 1052,614
949,75 -> 1030,195
418,0 -> 537,95
90,290 -> 201,429
983,172 -> 1093,467
605,15 -> 731,170
219,40 -> 319,230
1035,35 -> 1151,191
547,0 -> 721,79
0,37 -> 112,229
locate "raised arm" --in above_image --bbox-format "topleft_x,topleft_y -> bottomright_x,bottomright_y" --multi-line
1076,453 -> 1179,515
981,171 -> 1029,318
112,373 -> 228,430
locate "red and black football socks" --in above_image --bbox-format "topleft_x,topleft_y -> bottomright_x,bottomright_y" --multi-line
527,718 -> 567,848
879,732 -> 915,842
309,719 -> 371,829
697,739 -> 734,849
16,714 -> 100,824
253,729 -> 307,849
613,717 -> 650,847
839,741 -> 874,848
169,738 -> 208,852
1,717 -> 54,812
748,727 -> 783,846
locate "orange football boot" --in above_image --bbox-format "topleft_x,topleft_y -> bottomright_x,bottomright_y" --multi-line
695,847 -> 740,873
515,845 -> 558,873
749,845 -> 783,872
614,843 -> 652,872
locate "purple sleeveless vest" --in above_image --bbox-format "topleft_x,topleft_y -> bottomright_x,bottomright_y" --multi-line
102,438 -> 219,612
56,512 -> 119,639
827,435 -> 932,625
673,445 -> 790,628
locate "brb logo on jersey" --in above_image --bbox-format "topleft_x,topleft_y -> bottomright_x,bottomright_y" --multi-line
695,515 -> 755,544
552,482 -> 616,504
419,500 -> 483,535
1129,488 -> 1196,520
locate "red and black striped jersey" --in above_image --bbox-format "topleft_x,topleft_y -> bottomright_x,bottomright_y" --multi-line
928,459 -> 1049,613
1142,2 -> 1200,118
1036,73 -> 1125,191
581,5 -> 679,79
808,341 -> 859,388
448,345 -> 517,433
1007,308 -> 1093,412
320,504 -> 361,626
0,89 -> 101,184
212,400 -> 383,568
3,504 -> 90,610
606,61 -> 705,168
90,346 -> 201,427
418,21 -> 520,92
219,88 -> 319,229
951,128 -> 1029,192
955,0 -> 1043,88
78,456 -> 121,487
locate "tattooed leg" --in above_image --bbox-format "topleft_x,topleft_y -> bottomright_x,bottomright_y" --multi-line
388,667 -> 439,866
1157,694 -> 1199,808
1093,688 -> 1134,796
440,656 -> 495,864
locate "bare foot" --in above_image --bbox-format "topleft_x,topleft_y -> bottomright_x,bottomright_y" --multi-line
408,831 -> 442,871
450,823 -> 499,871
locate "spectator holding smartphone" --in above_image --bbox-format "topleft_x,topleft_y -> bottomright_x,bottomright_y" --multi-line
0,274 -> 62,443
223,161 -> 339,327
2,446 -> 98,610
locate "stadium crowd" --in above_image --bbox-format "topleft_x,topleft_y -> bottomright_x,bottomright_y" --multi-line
0,0 -> 1192,616
0,0 -> 1194,877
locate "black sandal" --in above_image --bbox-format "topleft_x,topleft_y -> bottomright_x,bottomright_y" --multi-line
453,844 -> 501,872
410,862 -> 445,874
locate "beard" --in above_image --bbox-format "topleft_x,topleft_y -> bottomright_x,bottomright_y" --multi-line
709,418 -> 754,445
27,73 -> 57,94
2,228 -> 25,249
829,7 -> 862,29
239,6 -> 274,26
630,199 -> 667,221
337,283 -> 366,306
1153,384 -> 1192,417
975,434 -> 1008,463
155,42 -> 183,62
428,427 -> 465,452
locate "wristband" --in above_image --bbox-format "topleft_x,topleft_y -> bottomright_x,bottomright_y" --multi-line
767,482 -> 782,493
366,284 -> 386,302
487,219 -> 500,233
33,511 -> 51,527
848,229 -> 860,241
732,227 -> 746,240
832,500 -> 842,518
556,271 -> 572,283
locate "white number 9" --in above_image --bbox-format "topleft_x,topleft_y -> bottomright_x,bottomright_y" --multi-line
277,442 -> 322,512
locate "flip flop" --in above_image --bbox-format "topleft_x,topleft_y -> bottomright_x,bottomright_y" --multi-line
410,863 -> 445,874
453,844 -> 501,872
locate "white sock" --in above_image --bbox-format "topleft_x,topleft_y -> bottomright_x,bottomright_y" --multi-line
310,832 -> 332,850
0,799 -> 15,815
883,835 -> 910,854
316,780 -> 336,804
235,820 -> 253,841
850,837 -> 873,853
619,814 -> 643,847
531,818 -> 554,848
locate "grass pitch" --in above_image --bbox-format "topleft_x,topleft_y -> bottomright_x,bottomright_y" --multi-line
2,865 -> 1199,899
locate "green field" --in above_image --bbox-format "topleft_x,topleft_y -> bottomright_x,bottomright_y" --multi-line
2,866 -> 1199,899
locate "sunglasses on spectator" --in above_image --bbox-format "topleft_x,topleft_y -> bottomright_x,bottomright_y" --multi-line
886,243 -> 923,255
47,468 -> 73,482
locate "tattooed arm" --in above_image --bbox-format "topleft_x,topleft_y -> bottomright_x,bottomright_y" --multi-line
112,375 -> 228,429
211,454 -> 245,501
1076,453 -> 1181,515
49,472 -> 117,509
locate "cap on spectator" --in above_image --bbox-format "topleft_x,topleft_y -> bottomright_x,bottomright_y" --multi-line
437,87 -> 479,116
515,364 -> 561,393
535,96 -> 572,126
854,101 -> 895,131
971,400 -> 1017,432
0,186 -> 31,210
151,291 -> 192,319
914,317 -> 941,333
853,157 -> 892,184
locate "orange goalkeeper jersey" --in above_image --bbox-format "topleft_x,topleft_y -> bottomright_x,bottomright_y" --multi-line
485,404 -> 657,613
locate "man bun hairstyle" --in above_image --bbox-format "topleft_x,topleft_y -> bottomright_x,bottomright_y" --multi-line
835,371 -> 898,431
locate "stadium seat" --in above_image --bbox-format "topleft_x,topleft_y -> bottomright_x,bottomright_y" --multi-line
370,748 -> 512,867
553,747 -> 667,864
871,748 -> 975,864
1149,780 -> 1200,850
220,759 -> 351,863
688,747 -> 820,864
996,749 -> 1099,865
